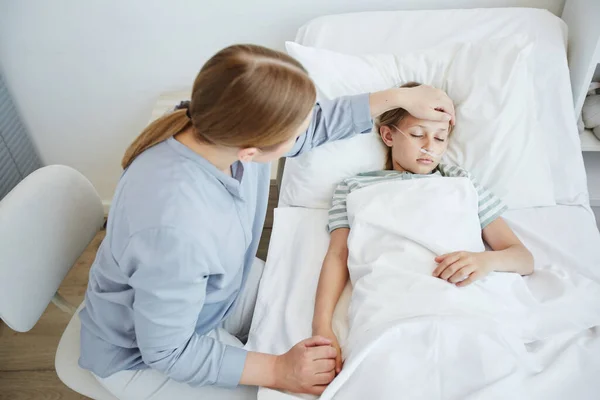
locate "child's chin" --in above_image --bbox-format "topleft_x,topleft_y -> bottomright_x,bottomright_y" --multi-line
412,164 -> 438,174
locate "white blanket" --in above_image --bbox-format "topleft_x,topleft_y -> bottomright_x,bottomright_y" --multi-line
319,178 -> 600,400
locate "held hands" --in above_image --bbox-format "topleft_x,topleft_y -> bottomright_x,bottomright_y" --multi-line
274,336 -> 338,395
433,251 -> 492,287
399,85 -> 456,125
312,325 -> 343,375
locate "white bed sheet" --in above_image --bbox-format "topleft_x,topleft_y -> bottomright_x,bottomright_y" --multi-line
246,205 -> 600,399
280,7 -> 589,207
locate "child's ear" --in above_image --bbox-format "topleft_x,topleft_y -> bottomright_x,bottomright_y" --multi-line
379,126 -> 394,147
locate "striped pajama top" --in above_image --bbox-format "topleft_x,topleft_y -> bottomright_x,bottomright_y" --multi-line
328,164 -> 507,233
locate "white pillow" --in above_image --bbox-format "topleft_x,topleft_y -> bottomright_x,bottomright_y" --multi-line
281,38 -> 555,210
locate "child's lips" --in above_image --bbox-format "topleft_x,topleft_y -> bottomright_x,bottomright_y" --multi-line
417,158 -> 433,164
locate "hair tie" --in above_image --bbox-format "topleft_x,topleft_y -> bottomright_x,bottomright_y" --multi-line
175,100 -> 192,119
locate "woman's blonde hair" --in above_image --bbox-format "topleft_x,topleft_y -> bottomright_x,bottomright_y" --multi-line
122,44 -> 316,169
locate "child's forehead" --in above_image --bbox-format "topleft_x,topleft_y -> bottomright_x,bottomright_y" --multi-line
399,115 -> 450,132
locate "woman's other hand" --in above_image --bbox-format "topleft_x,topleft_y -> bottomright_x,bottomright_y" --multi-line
273,336 -> 337,395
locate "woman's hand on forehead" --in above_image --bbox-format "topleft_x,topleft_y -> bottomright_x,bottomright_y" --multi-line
399,85 -> 455,125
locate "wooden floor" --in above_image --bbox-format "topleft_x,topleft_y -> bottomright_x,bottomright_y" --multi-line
0,182 -> 279,399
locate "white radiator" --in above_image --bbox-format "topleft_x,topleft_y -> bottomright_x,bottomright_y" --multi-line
0,72 -> 41,199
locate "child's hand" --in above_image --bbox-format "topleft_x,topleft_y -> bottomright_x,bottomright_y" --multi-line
312,325 -> 343,375
432,251 -> 492,287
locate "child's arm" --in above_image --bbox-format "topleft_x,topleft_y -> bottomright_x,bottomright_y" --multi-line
479,217 -> 534,275
433,217 -> 534,287
313,228 -> 350,329
312,227 -> 350,373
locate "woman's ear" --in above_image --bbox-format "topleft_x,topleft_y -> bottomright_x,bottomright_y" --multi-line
379,126 -> 394,147
238,147 -> 258,162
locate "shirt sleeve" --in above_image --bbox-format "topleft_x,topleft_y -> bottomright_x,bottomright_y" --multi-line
122,228 -> 247,388
438,164 -> 507,229
328,180 -> 352,233
286,93 -> 373,158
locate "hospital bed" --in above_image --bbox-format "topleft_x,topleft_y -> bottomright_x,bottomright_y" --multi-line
245,8 -> 600,400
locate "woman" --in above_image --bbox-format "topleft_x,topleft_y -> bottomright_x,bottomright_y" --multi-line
79,44 -> 455,399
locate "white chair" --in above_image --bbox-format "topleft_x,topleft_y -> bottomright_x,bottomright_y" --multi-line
0,165 -> 117,399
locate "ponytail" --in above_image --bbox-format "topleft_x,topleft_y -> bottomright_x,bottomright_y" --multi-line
122,44 -> 316,170
121,109 -> 191,169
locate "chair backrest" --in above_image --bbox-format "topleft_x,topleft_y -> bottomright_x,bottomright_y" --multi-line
0,165 -> 104,332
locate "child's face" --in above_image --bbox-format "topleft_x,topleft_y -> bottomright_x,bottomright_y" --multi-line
380,115 -> 451,174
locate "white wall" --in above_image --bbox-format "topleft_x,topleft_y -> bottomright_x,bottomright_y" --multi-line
0,0 -> 565,205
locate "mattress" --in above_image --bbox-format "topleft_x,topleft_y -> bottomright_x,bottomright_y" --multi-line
246,205 -> 600,399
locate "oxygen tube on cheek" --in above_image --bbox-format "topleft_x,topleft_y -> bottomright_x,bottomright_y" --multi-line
390,124 -> 445,159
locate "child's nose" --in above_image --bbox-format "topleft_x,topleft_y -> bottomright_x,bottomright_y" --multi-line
424,136 -> 433,149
